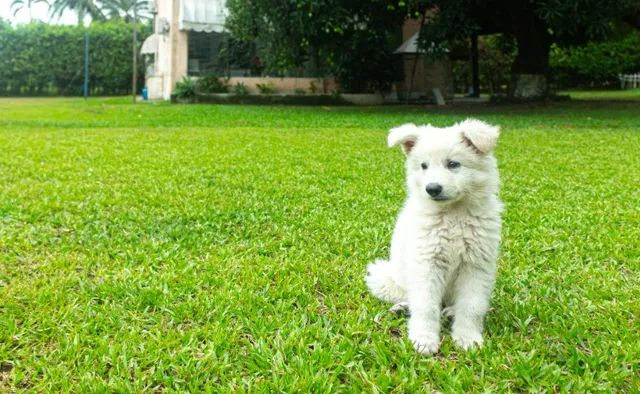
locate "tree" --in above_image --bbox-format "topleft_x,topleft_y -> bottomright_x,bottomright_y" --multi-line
416,0 -> 640,97
99,0 -> 150,22
226,0 -> 409,93
227,0 -> 639,97
49,0 -> 105,26
10,0 -> 49,22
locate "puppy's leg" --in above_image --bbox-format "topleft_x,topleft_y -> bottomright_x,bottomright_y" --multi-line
407,262 -> 446,355
450,264 -> 495,350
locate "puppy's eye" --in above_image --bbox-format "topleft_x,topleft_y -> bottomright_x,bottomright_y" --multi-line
446,160 -> 461,169
420,162 -> 428,170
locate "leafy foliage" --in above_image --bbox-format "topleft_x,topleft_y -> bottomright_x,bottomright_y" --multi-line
256,82 -> 276,94
0,21 -> 149,96
99,0 -> 150,21
47,0 -> 151,25
173,76 -> 196,99
479,35 -> 517,94
418,0 -> 638,50
194,75 -> 229,94
330,26 -> 403,93
49,0 -> 106,25
232,82 -> 249,95
453,34 -> 517,95
535,0 -> 638,45
550,32 -> 640,86
217,37 -> 255,75
226,0 -> 638,95
415,0 -> 640,96
226,0 -> 408,93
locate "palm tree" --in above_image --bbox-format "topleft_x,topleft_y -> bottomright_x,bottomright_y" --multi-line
98,0 -> 150,103
10,0 -> 49,22
99,0 -> 150,22
49,0 -> 105,26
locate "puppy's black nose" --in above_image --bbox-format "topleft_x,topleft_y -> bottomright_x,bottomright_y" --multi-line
425,183 -> 443,197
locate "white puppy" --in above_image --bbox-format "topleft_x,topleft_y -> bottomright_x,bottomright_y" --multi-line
366,119 -> 503,355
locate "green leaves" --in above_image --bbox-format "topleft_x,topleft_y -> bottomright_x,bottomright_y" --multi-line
173,77 -> 197,99
49,0 -> 107,25
0,21 -> 150,96
550,32 -> 640,84
225,0 -> 409,92
98,0 -> 150,22
535,0 -> 636,44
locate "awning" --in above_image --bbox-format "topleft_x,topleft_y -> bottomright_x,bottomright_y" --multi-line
179,0 -> 227,33
140,34 -> 158,54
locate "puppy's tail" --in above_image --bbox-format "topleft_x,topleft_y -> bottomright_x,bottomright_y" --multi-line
365,259 -> 406,304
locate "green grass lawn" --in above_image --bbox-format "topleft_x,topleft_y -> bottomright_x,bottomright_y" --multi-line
0,96 -> 639,392
561,88 -> 640,101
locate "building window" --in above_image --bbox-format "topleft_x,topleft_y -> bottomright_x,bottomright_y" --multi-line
187,31 -> 256,77
187,31 -> 226,76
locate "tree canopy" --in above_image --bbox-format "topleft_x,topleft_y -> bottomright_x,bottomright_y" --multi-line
419,0 -> 639,73
45,0 -> 150,26
227,0 -> 640,96
226,0 -> 410,93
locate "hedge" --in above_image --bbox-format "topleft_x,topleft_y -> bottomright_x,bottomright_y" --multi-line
0,21 -> 150,96
550,32 -> 640,87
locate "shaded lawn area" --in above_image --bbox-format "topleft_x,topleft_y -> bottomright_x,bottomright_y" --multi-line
0,96 -> 638,391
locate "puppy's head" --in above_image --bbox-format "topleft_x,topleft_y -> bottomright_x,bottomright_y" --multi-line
388,119 -> 500,204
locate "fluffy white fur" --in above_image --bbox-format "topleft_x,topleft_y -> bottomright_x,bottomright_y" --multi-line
366,119 -> 503,355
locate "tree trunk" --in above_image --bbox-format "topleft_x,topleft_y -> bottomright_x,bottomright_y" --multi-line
470,33 -> 479,97
77,8 -> 84,27
508,1 -> 551,98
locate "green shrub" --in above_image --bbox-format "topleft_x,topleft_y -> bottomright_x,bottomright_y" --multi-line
331,30 -> 402,93
173,77 -> 196,99
479,35 -> 516,95
256,82 -> 276,94
550,32 -> 640,87
294,88 -> 306,95
308,80 -> 319,94
195,74 -> 229,93
232,82 -> 249,95
452,34 -> 516,95
0,21 -> 150,96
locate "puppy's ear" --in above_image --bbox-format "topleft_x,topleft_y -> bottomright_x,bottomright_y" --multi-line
388,123 -> 419,155
458,119 -> 500,154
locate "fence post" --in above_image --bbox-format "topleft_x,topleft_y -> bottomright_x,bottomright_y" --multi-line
83,32 -> 89,99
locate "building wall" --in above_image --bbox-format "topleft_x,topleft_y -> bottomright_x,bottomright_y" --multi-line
224,77 -> 336,94
168,0 -> 188,99
147,0 -> 188,100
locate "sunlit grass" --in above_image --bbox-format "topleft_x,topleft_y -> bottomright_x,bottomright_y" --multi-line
561,88 -> 640,100
0,96 -> 638,391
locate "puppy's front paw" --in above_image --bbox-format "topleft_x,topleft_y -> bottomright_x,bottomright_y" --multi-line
408,330 -> 440,355
451,329 -> 483,350
389,302 -> 409,315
